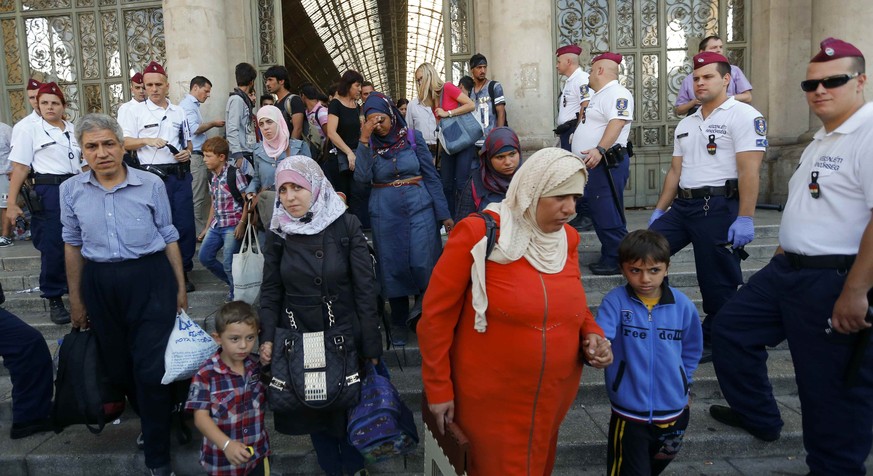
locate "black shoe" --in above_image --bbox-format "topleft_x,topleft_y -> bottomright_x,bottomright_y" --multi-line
569,215 -> 594,231
699,341 -> 713,364
588,262 -> 621,275
148,465 -> 175,476
709,404 -> 780,442
185,274 -> 195,293
390,325 -> 408,347
49,297 -> 71,325
10,418 -> 52,439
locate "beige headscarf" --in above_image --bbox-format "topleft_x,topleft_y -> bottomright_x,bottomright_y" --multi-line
470,147 -> 588,332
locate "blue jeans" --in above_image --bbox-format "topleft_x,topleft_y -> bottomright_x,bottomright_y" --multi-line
198,225 -> 240,290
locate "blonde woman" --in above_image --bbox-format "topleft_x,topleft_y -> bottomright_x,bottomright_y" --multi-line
415,62 -> 476,214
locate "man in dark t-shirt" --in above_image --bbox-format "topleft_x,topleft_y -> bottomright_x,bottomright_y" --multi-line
264,65 -> 306,140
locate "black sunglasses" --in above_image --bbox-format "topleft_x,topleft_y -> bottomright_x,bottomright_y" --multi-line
800,73 -> 860,92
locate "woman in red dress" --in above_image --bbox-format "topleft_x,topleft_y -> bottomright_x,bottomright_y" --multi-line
420,147 -> 613,475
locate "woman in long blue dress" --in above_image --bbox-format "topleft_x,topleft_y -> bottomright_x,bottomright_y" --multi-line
354,92 -> 453,345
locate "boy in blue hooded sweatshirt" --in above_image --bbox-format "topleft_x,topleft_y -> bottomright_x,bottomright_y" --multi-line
595,229 -> 703,474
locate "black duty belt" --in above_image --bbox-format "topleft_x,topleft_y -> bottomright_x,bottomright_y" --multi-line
33,173 -> 76,185
784,252 -> 856,271
678,186 -> 727,199
150,162 -> 191,175
192,150 -> 203,155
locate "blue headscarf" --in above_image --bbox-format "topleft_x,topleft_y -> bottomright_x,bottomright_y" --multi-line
363,92 -> 409,156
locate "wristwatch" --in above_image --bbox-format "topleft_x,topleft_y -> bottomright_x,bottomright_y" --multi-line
448,109 -> 453,118
596,146 -> 607,157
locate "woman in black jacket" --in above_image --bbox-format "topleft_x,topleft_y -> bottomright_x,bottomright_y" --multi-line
258,155 -> 381,476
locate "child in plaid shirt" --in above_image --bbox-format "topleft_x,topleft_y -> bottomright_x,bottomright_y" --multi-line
197,137 -> 249,301
186,301 -> 270,476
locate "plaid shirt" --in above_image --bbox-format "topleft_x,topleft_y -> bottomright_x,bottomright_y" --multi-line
185,350 -> 269,476
210,164 -> 248,229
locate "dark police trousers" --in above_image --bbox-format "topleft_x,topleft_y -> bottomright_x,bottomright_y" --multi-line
31,184 -> 68,299
82,251 -> 177,469
649,195 -> 742,339
713,254 -> 873,475
0,308 -> 53,423
164,172 -> 196,272
586,156 -> 630,268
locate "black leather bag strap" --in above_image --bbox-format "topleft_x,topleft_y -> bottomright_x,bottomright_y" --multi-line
476,212 -> 499,259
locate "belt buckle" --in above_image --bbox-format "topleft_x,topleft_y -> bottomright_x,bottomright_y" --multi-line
392,180 -> 402,188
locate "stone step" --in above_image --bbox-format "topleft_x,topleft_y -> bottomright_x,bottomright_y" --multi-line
0,342 -> 797,422
0,395 -> 811,476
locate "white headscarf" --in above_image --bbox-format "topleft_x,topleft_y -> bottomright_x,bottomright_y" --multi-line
470,147 -> 588,332
270,156 -> 347,237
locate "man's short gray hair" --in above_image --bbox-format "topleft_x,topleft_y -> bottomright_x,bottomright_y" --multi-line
74,113 -> 124,145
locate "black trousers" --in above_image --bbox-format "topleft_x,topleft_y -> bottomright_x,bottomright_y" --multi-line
607,408 -> 690,475
82,251 -> 177,469
0,308 -> 53,423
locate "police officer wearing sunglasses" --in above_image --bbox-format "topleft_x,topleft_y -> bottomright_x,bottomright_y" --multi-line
710,38 -> 873,475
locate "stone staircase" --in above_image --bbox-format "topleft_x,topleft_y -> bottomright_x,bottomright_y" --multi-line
2,209 -> 870,475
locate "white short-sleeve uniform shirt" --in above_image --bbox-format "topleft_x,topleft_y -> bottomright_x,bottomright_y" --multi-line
672,96 -> 767,189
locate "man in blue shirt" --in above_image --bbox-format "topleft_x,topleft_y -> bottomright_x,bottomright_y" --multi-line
180,76 -> 225,236
61,113 -> 187,476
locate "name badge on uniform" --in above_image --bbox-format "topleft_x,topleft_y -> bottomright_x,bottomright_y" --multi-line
40,141 -> 57,149
144,123 -> 159,129
707,134 -> 717,155
676,132 -> 689,140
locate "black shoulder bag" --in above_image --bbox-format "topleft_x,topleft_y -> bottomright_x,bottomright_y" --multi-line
267,220 -> 361,413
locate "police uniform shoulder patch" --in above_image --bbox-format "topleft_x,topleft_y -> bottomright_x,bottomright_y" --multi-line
616,98 -> 629,117
581,84 -> 589,97
754,116 -> 767,136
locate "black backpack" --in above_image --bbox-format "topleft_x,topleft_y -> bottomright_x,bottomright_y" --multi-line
52,328 -> 126,434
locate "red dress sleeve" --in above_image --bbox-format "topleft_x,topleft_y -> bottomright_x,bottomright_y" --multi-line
566,225 -> 604,339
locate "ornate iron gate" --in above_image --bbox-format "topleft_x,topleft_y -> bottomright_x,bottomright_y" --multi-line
0,0 -> 164,125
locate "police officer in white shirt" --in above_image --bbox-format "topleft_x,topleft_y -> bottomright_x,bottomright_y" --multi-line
555,44 -> 590,151
572,52 -> 634,275
116,71 -> 145,126
10,79 -> 43,143
710,38 -> 873,475
649,52 -> 767,360
6,82 -> 81,324
120,61 -> 196,292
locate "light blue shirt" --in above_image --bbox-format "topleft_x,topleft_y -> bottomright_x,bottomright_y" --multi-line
60,165 -> 180,262
179,93 -> 205,151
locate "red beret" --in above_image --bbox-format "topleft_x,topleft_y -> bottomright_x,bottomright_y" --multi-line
693,51 -> 729,70
27,78 -> 42,90
592,52 -> 623,64
811,37 -> 864,63
144,61 -> 166,76
556,44 -> 582,57
130,72 -> 143,84
37,81 -> 65,105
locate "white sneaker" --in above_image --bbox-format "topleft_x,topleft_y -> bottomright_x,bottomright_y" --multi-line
0,236 -> 13,247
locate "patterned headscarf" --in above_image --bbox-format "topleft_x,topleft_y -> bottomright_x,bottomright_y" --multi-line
257,105 -> 289,158
363,92 -> 409,156
479,127 -> 522,196
270,156 -> 347,237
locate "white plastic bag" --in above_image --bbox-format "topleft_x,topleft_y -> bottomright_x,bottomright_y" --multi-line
232,222 -> 264,304
161,310 -> 218,384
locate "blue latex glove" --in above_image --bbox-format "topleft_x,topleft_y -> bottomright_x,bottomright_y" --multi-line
727,216 -> 755,248
648,208 -> 666,227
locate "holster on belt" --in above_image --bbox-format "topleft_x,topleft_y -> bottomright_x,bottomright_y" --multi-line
603,143 -> 630,169
553,118 -> 578,135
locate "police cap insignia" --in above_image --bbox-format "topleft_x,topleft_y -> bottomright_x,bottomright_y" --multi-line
27,79 -> 42,90
754,116 -> 767,136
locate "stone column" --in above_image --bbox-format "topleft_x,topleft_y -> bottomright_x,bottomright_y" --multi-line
476,0 -> 557,149
162,0 -> 230,136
